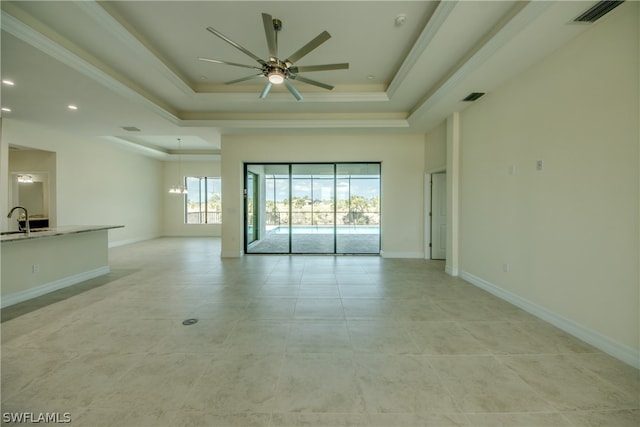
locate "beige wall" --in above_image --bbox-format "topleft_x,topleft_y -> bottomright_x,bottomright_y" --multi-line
1,119 -> 164,245
221,134 -> 425,258
425,121 -> 447,172
458,3 -> 639,363
163,159 -> 221,236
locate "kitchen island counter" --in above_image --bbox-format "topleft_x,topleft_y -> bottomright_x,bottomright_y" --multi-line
1,225 -> 123,242
1,225 -> 124,307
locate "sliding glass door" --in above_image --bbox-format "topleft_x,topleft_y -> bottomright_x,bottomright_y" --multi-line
244,163 -> 380,255
245,171 -> 258,245
336,163 -> 381,254
291,164 -> 335,253
246,164 -> 289,253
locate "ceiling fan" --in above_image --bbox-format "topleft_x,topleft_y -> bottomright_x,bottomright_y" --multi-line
198,13 -> 349,100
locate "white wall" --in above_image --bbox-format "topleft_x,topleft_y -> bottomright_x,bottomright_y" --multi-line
221,134 -> 425,258
1,119 -> 164,245
163,159 -> 221,236
425,121 -> 446,172
457,3 -> 639,365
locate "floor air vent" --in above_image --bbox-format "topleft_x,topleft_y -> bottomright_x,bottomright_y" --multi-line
574,1 -> 624,23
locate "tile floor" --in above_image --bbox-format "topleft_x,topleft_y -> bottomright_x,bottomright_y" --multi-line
1,237 -> 638,426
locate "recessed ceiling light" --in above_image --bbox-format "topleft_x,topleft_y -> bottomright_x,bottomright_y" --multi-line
367,75 -> 375,80
68,105 -> 78,110
2,80 -> 15,86
1,107 -> 12,112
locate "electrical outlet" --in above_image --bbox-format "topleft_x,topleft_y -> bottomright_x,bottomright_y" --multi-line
502,263 -> 510,273
536,160 -> 544,171
32,264 -> 40,273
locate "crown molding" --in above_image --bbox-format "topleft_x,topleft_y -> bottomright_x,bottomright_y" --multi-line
1,7 -> 181,125
386,0 -> 458,99
181,118 -> 409,130
75,1 -> 195,96
408,1 -> 551,123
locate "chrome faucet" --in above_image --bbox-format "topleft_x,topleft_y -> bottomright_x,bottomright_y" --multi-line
7,206 -> 30,236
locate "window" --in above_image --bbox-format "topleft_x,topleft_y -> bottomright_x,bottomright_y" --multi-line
185,177 -> 221,224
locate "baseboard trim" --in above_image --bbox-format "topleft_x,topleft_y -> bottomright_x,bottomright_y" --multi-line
109,236 -> 157,248
460,270 -> 640,369
0,266 -> 110,308
381,251 -> 424,259
221,250 -> 243,258
445,264 -> 459,276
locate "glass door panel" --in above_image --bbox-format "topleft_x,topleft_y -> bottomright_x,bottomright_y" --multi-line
246,164 -> 290,253
246,172 -> 258,245
336,163 -> 381,254
244,162 -> 380,255
291,164 -> 335,254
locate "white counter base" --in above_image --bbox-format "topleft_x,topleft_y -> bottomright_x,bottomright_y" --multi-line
1,226 -> 122,308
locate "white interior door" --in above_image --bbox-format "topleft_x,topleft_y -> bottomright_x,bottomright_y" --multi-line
431,172 -> 447,260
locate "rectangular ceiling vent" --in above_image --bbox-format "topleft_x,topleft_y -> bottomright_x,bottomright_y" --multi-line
462,92 -> 485,102
121,126 -> 141,132
574,1 -> 624,23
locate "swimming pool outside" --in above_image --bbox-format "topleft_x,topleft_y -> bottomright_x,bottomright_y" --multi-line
268,225 -> 379,235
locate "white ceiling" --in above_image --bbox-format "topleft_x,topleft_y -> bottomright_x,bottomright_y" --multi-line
1,1 -> 598,158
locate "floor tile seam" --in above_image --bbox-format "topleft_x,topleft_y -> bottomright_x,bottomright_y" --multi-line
455,320 -> 551,351
564,353 -> 640,395
272,322 -> 294,399
498,319 -> 578,352
487,349 -> 607,358
344,350 -> 373,417
491,353 -> 568,412
417,356 -> 467,414
460,409 -> 577,415
461,410 -> 578,427
396,323 -> 423,354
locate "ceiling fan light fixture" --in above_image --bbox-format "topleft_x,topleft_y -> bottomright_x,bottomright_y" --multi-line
268,69 -> 285,84
201,12 -> 349,99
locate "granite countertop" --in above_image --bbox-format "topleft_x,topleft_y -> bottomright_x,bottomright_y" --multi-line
0,225 -> 124,243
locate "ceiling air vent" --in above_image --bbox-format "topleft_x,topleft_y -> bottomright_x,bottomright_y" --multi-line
121,126 -> 141,132
574,1 -> 624,23
462,92 -> 485,102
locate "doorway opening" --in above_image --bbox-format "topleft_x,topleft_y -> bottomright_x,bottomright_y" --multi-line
425,171 -> 446,260
244,163 -> 381,254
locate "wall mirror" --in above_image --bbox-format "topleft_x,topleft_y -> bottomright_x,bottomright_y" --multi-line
9,172 -> 50,227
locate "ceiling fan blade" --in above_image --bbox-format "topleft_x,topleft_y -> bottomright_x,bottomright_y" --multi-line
288,63 -> 349,73
285,30 -> 331,65
225,74 -> 264,85
284,79 -> 303,101
262,13 -> 278,59
206,26 -> 266,65
198,57 -> 262,70
259,82 -> 273,99
290,74 -> 334,90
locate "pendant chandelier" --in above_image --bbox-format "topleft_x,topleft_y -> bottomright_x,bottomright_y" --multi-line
168,138 -> 187,194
